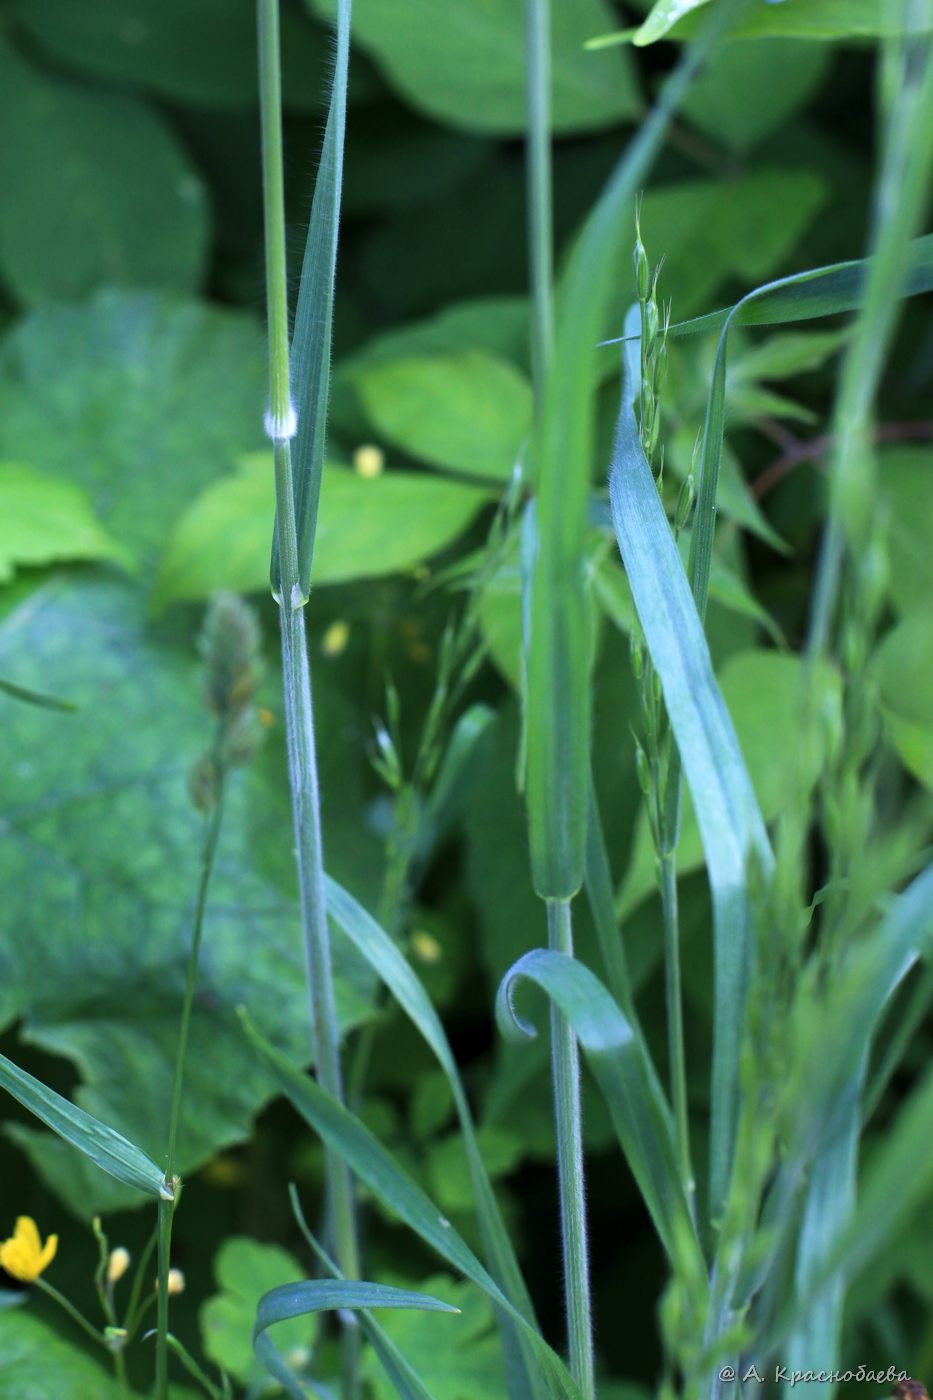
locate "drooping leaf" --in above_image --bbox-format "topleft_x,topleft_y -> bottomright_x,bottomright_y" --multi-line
155,457 -> 490,607
496,950 -> 701,1271
0,1049 -> 170,1201
310,0 -> 640,134
254,1280 -> 459,1400
608,306 -> 773,1216
201,1237 -> 312,1387
0,40 -> 208,305
361,1275 -> 505,1400
240,1011 -> 582,1400
324,876 -> 547,1400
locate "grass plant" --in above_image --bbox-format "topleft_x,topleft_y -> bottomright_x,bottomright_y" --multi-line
1,3 -> 933,1398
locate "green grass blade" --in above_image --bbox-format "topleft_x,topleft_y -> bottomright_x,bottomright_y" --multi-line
663,232 -> 933,341
324,875 -> 547,1400
773,1061 -> 933,1356
807,28 -> 933,655
270,0 -> 351,600
608,305 -> 774,1220
525,0 -> 752,898
240,1009 -> 584,1400
0,1051 -> 171,1201
0,675 -> 78,711
254,1280 -> 458,1400
496,950 -> 701,1274
289,1186 -> 445,1400
787,1078 -> 860,1372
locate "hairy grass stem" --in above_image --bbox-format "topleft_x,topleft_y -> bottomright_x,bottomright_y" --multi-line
257,5 -> 360,1399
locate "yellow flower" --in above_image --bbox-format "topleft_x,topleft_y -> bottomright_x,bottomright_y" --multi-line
0,1217 -> 58,1282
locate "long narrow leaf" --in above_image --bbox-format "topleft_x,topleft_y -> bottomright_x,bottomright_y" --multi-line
525,0 -> 753,897
324,875 -> 546,1400
608,305 -> 773,1218
661,234 -> 933,625
240,1009 -> 583,1400
254,1279 -> 457,1400
289,1185 -> 444,1400
496,949 -> 702,1276
270,0 -> 351,599
0,1051 -> 171,1201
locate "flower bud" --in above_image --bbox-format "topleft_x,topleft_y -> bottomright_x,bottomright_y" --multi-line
353,444 -> 384,479
633,237 -> 649,303
107,1247 -> 131,1285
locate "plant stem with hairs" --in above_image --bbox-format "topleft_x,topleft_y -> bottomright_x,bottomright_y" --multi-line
257,3 -> 361,1397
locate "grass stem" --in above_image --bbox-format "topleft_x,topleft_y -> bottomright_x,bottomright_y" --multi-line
546,897 -> 595,1399
524,0 -> 553,416
258,6 -> 361,1397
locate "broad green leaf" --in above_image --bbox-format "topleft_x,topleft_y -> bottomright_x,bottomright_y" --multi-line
0,462 -> 130,582
876,446 -> 933,619
254,1280 -> 459,1400
0,578 -> 377,1218
201,1237 -> 312,1387
351,352 -> 533,482
730,329 -> 849,383
156,457 -> 489,607
240,1011 -> 583,1400
311,0 -> 640,134
873,615 -> 933,729
496,950 -> 701,1272
525,0 -> 747,898
679,40 -> 829,152
0,292 -> 268,574
0,1311 -> 124,1400
0,1049 -> 170,1200
11,0 -> 326,111
609,307 -> 773,1215
0,41 -> 208,305
272,0 -> 351,600
872,614 -> 933,790
361,1275 -> 505,1400
618,651 -> 840,916
634,0 -> 931,44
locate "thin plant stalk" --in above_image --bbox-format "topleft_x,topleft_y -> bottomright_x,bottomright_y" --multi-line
547,898 -> 595,1398
257,5 -> 361,1399
525,1 -> 595,1390
155,772 -> 225,1399
659,845 -> 692,1204
524,0 -> 553,412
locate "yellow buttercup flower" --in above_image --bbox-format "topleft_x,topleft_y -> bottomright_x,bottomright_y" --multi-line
0,1217 -> 58,1282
